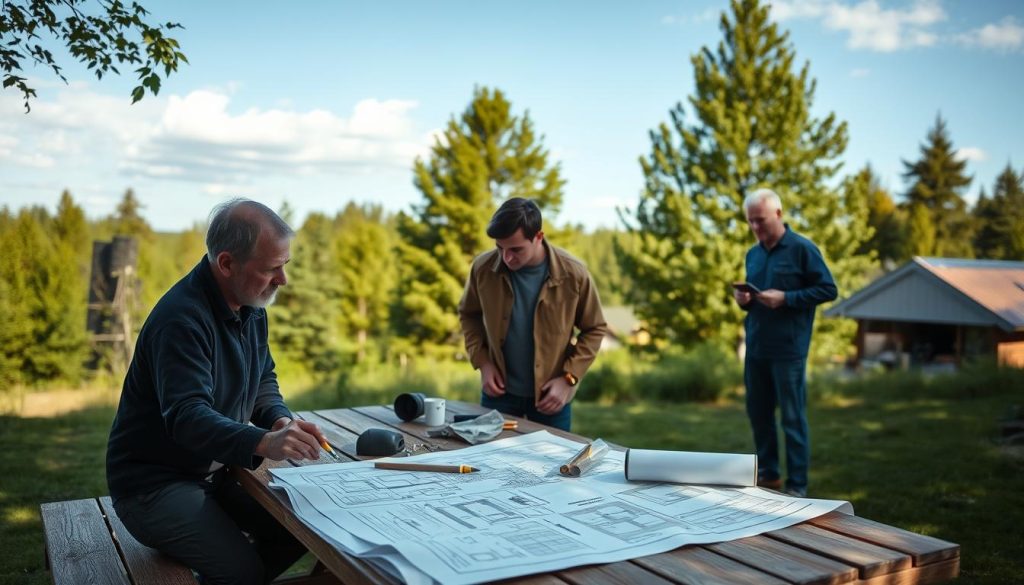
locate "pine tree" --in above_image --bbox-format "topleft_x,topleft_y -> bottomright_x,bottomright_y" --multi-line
568,229 -> 633,306
394,86 -> 565,356
333,203 -> 398,363
619,0 -> 873,358
269,212 -> 343,376
906,203 -> 937,259
0,208 -> 33,389
852,166 -> 907,268
973,165 -> 1024,259
901,115 -> 974,258
0,209 -> 87,386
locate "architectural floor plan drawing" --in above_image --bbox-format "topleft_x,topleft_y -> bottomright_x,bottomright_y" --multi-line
271,431 -> 853,585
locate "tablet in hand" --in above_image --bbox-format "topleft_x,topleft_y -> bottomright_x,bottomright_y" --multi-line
732,281 -> 762,294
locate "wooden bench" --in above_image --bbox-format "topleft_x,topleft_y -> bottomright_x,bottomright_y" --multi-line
41,497 -> 340,585
41,496 -> 198,585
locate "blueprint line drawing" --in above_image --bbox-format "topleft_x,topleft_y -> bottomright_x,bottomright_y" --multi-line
271,431 -> 852,585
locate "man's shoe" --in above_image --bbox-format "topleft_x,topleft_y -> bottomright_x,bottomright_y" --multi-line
784,486 -> 807,498
757,477 -> 782,490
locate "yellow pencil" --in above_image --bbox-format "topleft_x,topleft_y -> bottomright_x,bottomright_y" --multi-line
320,439 -> 340,460
374,462 -> 479,474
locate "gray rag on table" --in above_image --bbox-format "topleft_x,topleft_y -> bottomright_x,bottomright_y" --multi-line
427,409 -> 505,444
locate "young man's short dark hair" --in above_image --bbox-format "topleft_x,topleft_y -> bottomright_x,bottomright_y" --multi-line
486,197 -> 543,240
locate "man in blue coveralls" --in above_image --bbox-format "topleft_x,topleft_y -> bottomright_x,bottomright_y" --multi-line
734,188 -> 837,498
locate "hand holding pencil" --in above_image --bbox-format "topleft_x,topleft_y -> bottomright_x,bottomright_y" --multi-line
256,418 -> 335,462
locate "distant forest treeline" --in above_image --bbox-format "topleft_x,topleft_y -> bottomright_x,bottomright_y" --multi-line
2,0 -> 1022,393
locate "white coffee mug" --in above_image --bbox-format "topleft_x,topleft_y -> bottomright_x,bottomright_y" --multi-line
423,397 -> 446,426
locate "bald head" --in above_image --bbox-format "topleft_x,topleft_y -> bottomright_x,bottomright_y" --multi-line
206,198 -> 294,265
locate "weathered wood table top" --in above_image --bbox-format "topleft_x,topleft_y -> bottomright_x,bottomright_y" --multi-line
233,400 -> 960,585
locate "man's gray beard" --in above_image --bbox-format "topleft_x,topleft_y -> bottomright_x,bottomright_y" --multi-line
250,287 -> 279,308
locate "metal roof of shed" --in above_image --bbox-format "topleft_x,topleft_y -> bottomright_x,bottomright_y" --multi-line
825,257 -> 1024,332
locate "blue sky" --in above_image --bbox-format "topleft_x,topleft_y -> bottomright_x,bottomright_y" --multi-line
2,0 -> 1022,232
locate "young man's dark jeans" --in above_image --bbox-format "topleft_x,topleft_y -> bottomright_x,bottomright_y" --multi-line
481,391 -> 572,431
112,468 -> 306,585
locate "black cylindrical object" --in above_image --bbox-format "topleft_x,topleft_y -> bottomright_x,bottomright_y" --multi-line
394,392 -> 426,421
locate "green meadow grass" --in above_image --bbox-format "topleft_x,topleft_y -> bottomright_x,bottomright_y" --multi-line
2,369 -> 1021,584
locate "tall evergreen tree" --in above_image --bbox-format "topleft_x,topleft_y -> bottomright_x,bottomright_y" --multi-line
973,164 -> 1024,260
0,209 -> 86,386
269,212 -> 343,376
901,115 -> 974,258
394,86 -> 565,355
906,203 -> 937,259
569,228 -> 633,306
333,203 -> 398,363
851,166 -> 906,268
618,0 -> 873,358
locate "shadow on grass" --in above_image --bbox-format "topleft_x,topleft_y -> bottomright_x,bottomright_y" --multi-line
0,404 -> 115,585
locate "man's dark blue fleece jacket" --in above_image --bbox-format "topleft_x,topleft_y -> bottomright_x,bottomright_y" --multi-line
106,258 -> 292,500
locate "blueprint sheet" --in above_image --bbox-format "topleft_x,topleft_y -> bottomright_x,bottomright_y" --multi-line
270,431 -> 853,585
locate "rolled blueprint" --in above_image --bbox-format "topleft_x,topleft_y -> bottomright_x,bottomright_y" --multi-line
624,449 -> 757,487
559,438 -> 610,477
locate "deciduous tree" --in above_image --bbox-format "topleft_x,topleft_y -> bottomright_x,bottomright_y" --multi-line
1,0 -> 187,111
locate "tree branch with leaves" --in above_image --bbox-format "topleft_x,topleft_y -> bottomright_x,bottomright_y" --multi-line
1,0 -> 187,111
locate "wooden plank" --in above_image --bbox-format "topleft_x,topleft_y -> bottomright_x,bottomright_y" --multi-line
855,557 -> 959,585
768,523 -> 911,579
708,534 -> 859,585
808,512 -> 960,567
632,545 -> 789,585
40,498 -> 131,585
313,408 -> 429,458
98,497 -> 198,585
559,558 -> 678,585
295,411 -> 363,464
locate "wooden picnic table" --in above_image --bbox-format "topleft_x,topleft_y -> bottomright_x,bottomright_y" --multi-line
232,400 -> 960,585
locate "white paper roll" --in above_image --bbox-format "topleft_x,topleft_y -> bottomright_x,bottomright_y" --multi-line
624,449 -> 757,487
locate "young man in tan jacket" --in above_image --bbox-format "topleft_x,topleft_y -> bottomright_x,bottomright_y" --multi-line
458,198 -> 608,431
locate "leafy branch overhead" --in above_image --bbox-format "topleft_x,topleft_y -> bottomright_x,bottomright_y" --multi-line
0,0 -> 187,111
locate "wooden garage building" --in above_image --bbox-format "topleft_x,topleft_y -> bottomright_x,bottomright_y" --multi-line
825,257 -> 1024,368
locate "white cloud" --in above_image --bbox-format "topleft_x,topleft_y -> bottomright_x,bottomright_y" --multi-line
955,147 -> 986,162
125,92 -> 427,184
0,85 -> 433,226
0,86 -> 431,187
770,0 -> 828,21
661,7 -> 721,26
955,17 -> 1024,51
770,0 -> 947,52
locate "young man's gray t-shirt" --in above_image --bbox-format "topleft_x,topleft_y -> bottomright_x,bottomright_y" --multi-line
502,260 -> 549,397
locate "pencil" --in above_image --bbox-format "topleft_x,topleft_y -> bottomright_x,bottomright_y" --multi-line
320,439 -> 340,460
374,462 -> 479,474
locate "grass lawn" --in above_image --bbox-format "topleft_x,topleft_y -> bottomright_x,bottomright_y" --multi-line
2,371 -> 1021,584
